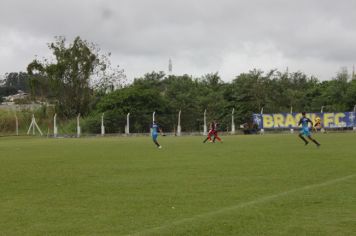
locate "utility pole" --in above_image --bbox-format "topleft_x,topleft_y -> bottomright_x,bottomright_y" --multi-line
168,58 -> 172,75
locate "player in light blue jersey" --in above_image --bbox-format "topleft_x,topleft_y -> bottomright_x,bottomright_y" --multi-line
151,121 -> 165,149
298,112 -> 320,147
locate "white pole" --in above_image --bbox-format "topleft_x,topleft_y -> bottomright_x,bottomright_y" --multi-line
231,108 -> 235,134
203,109 -> 207,135
27,114 -> 43,136
290,106 -> 294,134
54,114 -> 58,138
15,114 -> 18,136
321,106 -> 324,113
77,113 -> 81,138
101,113 -> 105,136
153,111 -> 156,123
125,113 -> 130,135
27,115 -> 34,135
32,115 -> 35,135
260,107 -> 264,134
177,110 -> 181,136
33,118 -> 43,136
27,115 -> 33,135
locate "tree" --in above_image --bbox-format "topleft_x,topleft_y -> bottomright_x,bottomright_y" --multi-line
85,67 -> 356,133
0,86 -> 18,98
96,85 -> 170,133
0,72 -> 31,100
163,74 -> 202,131
27,36 -> 125,118
3,72 -> 30,92
319,69 -> 349,112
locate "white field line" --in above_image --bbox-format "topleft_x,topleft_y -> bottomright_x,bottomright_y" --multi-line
128,174 -> 356,236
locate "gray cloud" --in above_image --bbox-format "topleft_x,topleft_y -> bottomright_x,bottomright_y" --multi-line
0,0 -> 355,81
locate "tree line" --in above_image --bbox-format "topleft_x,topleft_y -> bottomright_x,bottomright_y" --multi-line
1,37 -> 356,133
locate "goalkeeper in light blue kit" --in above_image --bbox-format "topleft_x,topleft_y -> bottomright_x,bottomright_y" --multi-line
298,112 -> 320,147
151,121 -> 165,149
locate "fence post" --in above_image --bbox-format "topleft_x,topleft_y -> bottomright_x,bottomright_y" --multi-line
101,113 -> 105,136
125,113 -> 130,135
27,114 -> 43,136
260,107 -> 264,135
54,114 -> 58,138
203,109 -> 207,135
177,110 -> 181,136
77,114 -> 81,138
231,108 -> 235,134
32,114 -> 35,135
15,114 -> 19,136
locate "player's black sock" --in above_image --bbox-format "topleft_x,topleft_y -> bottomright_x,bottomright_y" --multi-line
154,140 -> 160,147
299,135 -> 308,145
203,137 -> 208,143
311,139 -> 320,146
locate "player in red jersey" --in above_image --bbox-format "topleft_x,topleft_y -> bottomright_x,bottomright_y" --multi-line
203,121 -> 215,143
212,121 -> 222,143
203,121 -> 222,143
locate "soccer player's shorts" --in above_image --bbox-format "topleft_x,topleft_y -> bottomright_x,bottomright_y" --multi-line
152,134 -> 158,141
300,127 -> 311,136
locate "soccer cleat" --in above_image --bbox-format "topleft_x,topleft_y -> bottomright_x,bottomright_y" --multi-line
158,146 -> 162,149
305,142 -> 309,146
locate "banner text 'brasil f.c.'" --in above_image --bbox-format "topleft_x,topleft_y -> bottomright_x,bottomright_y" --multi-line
253,112 -> 356,129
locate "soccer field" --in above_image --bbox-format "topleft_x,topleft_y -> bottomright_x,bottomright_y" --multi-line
0,134 -> 356,235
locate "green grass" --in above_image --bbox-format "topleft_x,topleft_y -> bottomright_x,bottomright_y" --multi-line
0,133 -> 356,235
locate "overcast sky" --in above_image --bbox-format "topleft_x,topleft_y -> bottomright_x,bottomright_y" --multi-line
0,0 -> 355,81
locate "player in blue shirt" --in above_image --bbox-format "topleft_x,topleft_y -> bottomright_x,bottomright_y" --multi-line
298,112 -> 320,147
151,121 -> 165,149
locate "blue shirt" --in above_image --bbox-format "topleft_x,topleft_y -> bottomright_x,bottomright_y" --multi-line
151,123 -> 160,135
299,117 -> 312,128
